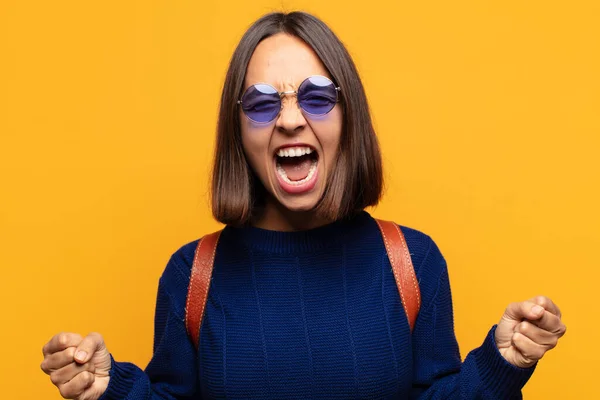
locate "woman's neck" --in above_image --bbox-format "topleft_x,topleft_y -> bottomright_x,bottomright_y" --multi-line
251,197 -> 332,232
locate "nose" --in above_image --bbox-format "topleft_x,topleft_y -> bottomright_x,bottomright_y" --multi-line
275,94 -> 306,134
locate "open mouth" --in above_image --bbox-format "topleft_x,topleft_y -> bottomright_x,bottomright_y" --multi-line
274,145 -> 319,193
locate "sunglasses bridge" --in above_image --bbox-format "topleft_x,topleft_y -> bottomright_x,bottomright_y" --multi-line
235,90 -> 306,107
277,88 -> 341,96
236,87 -> 342,105
274,90 -> 304,109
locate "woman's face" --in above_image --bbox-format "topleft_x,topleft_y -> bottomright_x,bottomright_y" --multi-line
240,33 -> 342,222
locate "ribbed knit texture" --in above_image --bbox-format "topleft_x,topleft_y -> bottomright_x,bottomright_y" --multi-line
99,211 -> 535,400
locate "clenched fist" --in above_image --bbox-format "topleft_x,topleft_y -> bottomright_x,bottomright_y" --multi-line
495,296 -> 567,368
41,332 -> 112,400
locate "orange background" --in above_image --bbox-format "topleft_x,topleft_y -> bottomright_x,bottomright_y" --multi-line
1,1 -> 598,398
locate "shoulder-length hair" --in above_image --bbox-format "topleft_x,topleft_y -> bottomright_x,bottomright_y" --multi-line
212,11 -> 383,226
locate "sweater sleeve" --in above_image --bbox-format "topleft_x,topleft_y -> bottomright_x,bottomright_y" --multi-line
409,237 -> 536,399
98,251 -> 199,400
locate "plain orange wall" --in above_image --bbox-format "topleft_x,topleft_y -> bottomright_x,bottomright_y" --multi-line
1,0 -> 598,398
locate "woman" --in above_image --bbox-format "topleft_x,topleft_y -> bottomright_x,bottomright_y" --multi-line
41,11 -> 566,399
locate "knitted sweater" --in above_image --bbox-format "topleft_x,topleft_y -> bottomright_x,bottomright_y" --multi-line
99,211 -> 535,399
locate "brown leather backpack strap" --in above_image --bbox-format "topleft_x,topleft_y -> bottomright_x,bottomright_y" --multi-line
375,219 -> 421,332
185,230 -> 222,350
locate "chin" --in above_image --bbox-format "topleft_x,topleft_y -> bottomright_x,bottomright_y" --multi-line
276,195 -> 320,213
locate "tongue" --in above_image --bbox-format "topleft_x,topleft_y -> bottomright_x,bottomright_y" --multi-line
278,155 -> 313,181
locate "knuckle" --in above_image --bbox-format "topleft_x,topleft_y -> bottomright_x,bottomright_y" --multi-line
57,333 -> 68,347
72,333 -> 83,345
520,344 -> 542,360
66,347 -> 76,359
58,385 -> 71,399
84,371 -> 95,384
533,347 -> 546,359
50,371 -> 61,385
560,324 -> 567,336
512,333 -> 522,346
40,361 -> 48,373
513,334 -> 525,347
520,348 -> 532,359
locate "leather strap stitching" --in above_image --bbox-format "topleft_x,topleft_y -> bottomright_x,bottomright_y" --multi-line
392,222 -> 421,310
185,236 -> 205,341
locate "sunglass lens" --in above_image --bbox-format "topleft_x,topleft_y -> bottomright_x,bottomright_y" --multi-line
241,84 -> 281,123
297,76 -> 338,116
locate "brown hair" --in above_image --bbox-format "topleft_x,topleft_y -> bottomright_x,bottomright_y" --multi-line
212,11 -> 383,225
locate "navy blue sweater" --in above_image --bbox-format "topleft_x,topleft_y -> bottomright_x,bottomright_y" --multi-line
99,211 -> 535,399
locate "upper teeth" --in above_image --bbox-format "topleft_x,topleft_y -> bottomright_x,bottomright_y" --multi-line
277,147 -> 314,157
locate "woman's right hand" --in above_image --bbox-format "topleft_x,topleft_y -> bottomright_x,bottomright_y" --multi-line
41,332 -> 112,400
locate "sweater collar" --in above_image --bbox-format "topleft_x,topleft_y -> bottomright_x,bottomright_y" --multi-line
226,211 -> 373,254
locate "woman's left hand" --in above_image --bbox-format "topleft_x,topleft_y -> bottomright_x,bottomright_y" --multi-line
494,296 -> 566,368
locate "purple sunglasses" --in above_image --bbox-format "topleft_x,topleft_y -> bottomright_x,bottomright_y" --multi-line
237,75 -> 341,124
